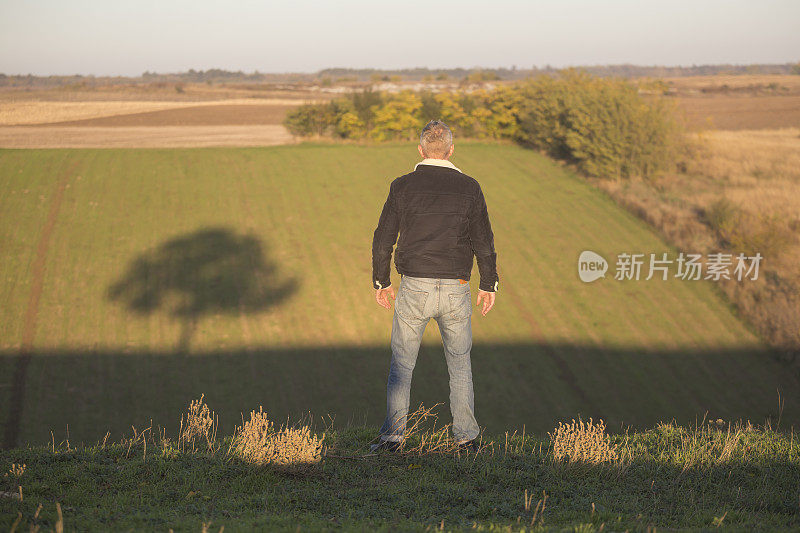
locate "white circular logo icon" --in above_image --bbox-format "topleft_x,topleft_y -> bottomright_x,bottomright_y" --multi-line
578,250 -> 608,283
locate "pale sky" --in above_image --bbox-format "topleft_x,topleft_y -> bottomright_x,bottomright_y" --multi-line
1,0 -> 798,76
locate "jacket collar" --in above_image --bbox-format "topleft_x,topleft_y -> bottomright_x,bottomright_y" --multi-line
414,158 -> 462,173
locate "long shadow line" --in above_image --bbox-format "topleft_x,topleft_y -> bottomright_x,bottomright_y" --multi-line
3,343 -> 798,448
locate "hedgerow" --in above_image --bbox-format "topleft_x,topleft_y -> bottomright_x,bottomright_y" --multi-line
284,69 -> 681,179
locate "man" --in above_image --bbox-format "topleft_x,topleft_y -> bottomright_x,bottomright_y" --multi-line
371,120 -> 499,453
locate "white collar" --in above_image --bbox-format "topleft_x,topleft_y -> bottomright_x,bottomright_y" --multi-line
414,158 -> 462,173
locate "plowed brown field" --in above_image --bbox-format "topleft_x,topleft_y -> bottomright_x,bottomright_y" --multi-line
25,103 -> 293,127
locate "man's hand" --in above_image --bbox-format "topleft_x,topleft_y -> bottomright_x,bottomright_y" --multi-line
476,290 -> 496,316
375,286 -> 396,310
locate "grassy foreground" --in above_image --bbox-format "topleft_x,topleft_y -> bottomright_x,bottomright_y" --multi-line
1,418 -> 798,531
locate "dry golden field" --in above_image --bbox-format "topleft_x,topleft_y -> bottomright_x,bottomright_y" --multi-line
674,95 -> 800,130
658,75 -> 800,130
689,128 -> 800,222
0,98 -> 305,125
663,74 -> 800,93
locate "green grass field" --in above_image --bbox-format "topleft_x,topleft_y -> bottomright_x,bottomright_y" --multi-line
1,142 -> 798,449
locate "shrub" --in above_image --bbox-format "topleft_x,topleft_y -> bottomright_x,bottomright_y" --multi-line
283,103 -> 336,137
336,111 -> 365,139
516,70 -> 680,178
348,88 -> 382,132
705,198 -> 795,258
369,91 -> 423,141
704,198 -> 740,235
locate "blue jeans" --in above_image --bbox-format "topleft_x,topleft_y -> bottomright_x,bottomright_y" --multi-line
379,275 -> 480,443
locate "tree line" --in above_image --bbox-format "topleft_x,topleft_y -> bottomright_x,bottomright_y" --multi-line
4,62 -> 797,87
284,70 -> 682,179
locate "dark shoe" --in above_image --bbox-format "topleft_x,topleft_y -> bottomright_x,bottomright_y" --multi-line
369,438 -> 402,453
456,438 -> 479,453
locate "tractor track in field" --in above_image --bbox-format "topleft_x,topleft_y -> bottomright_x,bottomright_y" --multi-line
3,161 -> 78,449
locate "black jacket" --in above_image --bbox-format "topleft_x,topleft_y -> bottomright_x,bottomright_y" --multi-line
372,161 -> 499,292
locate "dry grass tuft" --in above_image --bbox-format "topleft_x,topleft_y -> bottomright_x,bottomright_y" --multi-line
549,417 -> 618,464
260,426 -> 325,467
402,403 -> 453,455
179,394 -> 218,453
6,463 -> 25,478
228,406 -> 274,463
379,403 -> 487,456
229,406 -> 325,468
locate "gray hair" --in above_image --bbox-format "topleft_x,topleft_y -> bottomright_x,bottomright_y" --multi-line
419,120 -> 453,158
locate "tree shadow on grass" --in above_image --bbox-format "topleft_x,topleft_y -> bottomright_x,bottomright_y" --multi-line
107,227 -> 298,352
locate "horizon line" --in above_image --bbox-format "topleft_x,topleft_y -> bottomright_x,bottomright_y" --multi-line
2,60 -> 799,79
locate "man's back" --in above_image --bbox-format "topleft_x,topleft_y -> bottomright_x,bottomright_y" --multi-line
372,162 -> 499,293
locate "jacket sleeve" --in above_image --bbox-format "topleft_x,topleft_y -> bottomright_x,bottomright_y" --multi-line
468,186 -> 499,292
371,183 -> 400,289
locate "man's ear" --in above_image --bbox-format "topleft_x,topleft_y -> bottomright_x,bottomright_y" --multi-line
418,145 -> 425,158
446,144 -> 455,159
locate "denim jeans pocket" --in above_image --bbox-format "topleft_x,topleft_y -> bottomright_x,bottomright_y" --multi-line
396,287 -> 429,320
448,289 -> 472,321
